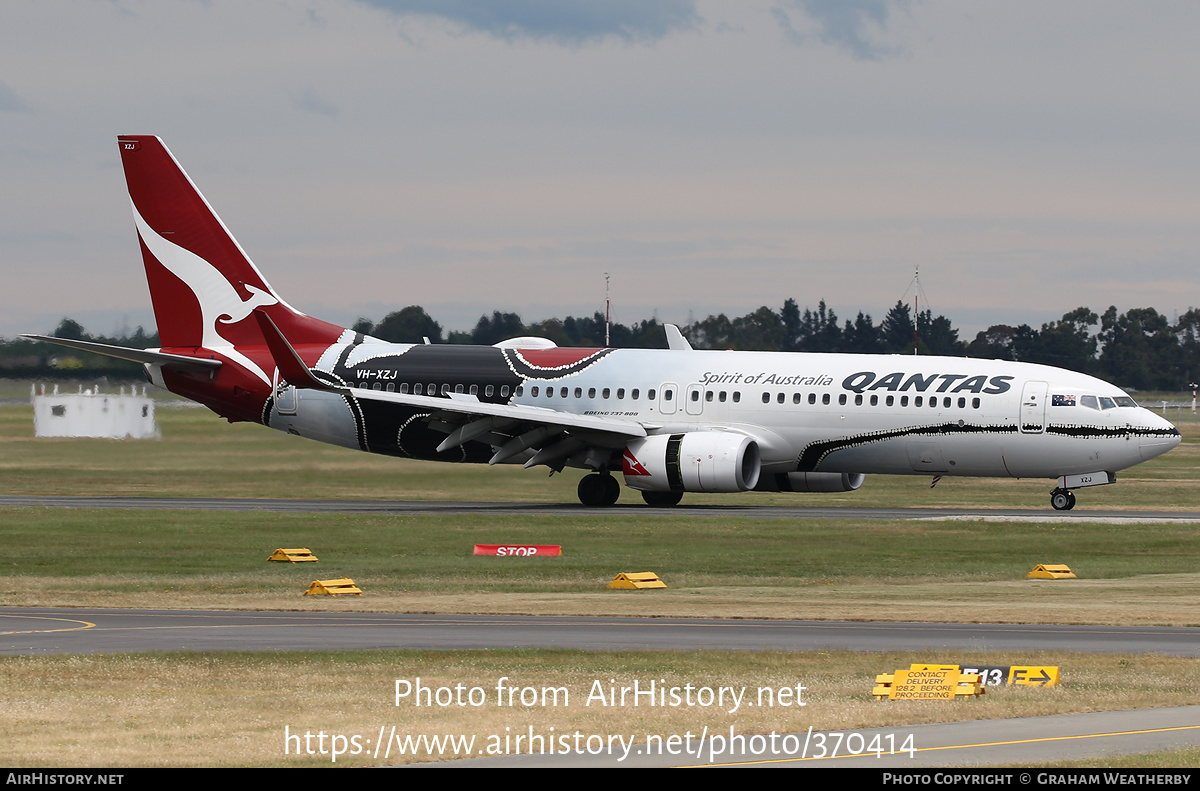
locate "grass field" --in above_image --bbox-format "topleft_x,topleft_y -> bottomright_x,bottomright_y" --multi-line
1,397 -> 1197,767
3,649 -> 1198,767
3,396 -> 1200,509
3,508 -> 1200,626
2,400 -> 1199,621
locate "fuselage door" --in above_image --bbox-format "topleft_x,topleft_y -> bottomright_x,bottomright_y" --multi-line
272,367 -> 297,415
659,383 -> 678,415
685,383 -> 704,415
1020,380 -> 1048,434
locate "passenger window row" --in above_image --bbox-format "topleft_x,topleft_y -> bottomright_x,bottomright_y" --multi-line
356,382 -> 512,398
353,380 -> 978,410
758,391 -> 982,409
519,385 -> 660,401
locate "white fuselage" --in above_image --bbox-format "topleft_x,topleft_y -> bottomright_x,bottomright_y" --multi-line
496,349 -> 1178,479
269,343 -> 1181,484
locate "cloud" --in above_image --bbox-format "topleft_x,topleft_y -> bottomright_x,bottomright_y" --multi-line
356,0 -> 699,45
294,86 -> 339,118
0,80 -> 31,112
775,0 -> 906,60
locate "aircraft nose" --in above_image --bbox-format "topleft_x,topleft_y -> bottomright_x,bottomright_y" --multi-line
1138,411 -> 1181,461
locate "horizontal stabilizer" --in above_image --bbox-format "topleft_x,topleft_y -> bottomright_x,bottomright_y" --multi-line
21,335 -> 222,372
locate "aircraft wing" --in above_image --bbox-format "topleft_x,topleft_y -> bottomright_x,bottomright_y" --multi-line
254,311 -> 645,468
346,385 -> 647,465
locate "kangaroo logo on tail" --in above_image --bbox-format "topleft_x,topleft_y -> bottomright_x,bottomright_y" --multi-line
120,135 -> 344,385
133,206 -> 278,332
132,205 -> 278,384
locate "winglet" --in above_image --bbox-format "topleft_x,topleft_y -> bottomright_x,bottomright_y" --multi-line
664,324 -> 693,351
253,310 -> 342,392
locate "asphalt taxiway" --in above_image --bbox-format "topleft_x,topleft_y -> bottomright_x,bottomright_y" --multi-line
3,494 -> 1200,523
2,608 -> 1199,656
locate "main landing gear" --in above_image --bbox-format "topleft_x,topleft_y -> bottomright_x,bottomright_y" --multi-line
577,473 -> 621,507
641,491 -> 683,507
576,473 -> 685,507
1050,488 -> 1077,511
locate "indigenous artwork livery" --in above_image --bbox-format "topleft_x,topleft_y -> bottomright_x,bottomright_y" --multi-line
28,137 -> 1182,510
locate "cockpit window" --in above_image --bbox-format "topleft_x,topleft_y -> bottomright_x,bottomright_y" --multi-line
1080,394 -> 1132,410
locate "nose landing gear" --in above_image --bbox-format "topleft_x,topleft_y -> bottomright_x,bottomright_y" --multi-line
1048,472 -> 1115,510
1050,488 -> 1076,511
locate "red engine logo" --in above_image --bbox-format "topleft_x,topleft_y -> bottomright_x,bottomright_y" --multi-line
622,448 -> 651,476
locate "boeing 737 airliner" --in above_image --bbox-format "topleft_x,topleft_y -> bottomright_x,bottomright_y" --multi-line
27,137 -> 1182,510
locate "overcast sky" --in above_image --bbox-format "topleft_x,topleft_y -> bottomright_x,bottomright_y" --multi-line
2,1 -> 1198,342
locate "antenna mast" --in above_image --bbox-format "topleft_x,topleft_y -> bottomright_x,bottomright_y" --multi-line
604,272 -> 611,348
900,265 -> 929,355
914,265 -> 919,355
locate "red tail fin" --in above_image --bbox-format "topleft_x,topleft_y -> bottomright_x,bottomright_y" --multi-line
117,136 -> 344,351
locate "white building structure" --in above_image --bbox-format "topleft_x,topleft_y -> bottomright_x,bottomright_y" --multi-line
32,384 -> 159,439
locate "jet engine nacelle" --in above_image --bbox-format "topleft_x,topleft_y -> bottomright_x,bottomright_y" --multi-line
622,432 -> 761,493
754,471 -> 866,493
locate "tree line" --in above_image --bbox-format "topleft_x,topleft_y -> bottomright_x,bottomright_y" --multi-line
5,301 -> 1199,392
